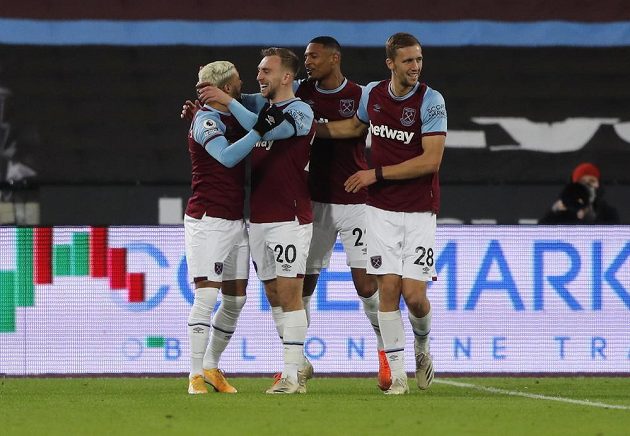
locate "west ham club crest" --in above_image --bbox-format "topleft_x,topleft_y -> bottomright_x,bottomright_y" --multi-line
400,107 -> 417,127
370,256 -> 382,269
214,262 -> 224,275
339,99 -> 356,117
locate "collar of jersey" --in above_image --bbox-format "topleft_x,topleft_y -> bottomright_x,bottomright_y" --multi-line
203,104 -> 231,116
387,81 -> 420,101
315,77 -> 348,94
270,97 -> 299,107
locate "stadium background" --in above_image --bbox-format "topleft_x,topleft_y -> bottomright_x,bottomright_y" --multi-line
0,1 -> 628,376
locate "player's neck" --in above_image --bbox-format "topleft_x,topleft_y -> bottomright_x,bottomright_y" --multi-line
317,71 -> 345,90
209,101 -> 229,113
389,79 -> 413,97
269,86 -> 295,104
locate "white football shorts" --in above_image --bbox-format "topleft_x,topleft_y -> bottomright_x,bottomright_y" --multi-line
306,202 -> 367,274
365,205 -> 437,281
249,219 -> 313,281
184,214 -> 250,282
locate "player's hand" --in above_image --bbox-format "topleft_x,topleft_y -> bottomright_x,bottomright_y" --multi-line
253,104 -> 285,136
196,83 -> 232,106
180,99 -> 201,121
344,169 -> 377,193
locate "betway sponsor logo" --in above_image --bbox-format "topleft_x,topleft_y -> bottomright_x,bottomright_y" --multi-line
369,122 -> 415,145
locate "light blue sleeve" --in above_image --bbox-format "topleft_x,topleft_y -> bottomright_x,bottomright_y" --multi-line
240,93 -> 267,113
192,110 -> 260,168
420,87 -> 447,134
227,98 -> 313,141
260,121 -> 296,140
229,97 -> 296,140
284,100 -> 314,136
262,100 -> 314,140
203,130 -> 261,168
192,111 -> 227,145
357,81 -> 380,124
227,99 -> 260,130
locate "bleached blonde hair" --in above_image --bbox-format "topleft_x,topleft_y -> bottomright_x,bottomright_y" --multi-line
198,61 -> 237,88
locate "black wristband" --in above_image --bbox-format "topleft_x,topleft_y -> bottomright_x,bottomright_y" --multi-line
375,166 -> 384,181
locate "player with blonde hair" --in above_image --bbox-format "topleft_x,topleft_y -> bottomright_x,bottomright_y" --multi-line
185,60 -> 284,394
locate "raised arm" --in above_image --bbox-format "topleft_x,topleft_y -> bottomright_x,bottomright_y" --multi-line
197,84 -> 263,129
204,131 -> 262,168
227,99 -> 258,130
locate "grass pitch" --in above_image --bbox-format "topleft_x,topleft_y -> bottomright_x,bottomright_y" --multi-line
1,376 -> 629,435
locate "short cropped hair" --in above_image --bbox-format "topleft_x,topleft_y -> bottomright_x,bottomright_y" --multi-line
385,33 -> 421,60
198,61 -> 237,88
260,47 -> 301,76
308,36 -> 342,53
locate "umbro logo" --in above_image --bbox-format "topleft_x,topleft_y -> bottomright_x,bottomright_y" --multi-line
373,104 -> 381,112
281,264 -> 292,272
193,327 -> 204,334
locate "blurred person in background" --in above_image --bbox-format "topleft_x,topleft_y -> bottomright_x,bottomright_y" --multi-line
570,162 -> 620,224
539,182 -> 592,224
539,162 -> 620,224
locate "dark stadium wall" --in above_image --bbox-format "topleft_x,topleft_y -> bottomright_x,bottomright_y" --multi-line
1,45 -> 629,184
2,0 -> 630,21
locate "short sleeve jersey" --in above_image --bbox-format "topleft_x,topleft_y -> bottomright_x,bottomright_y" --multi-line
186,107 -> 247,220
250,98 -> 316,224
295,79 -> 368,204
357,80 -> 447,213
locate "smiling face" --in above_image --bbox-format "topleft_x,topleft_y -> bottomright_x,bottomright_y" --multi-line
256,55 -> 288,100
304,42 -> 337,81
387,44 -> 422,92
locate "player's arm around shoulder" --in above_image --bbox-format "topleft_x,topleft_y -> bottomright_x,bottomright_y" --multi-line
317,114 -> 366,139
317,81 -> 375,139
261,99 -> 314,141
194,110 -> 261,168
240,93 -> 268,114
